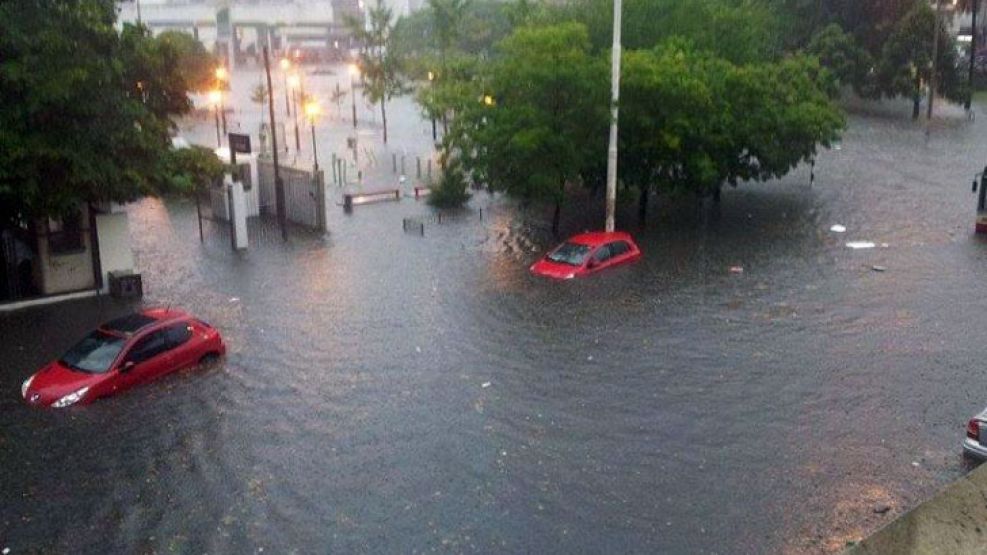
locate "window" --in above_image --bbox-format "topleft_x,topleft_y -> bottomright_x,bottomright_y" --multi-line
547,243 -> 592,266
164,323 -> 192,349
592,244 -> 613,263
59,331 -> 126,374
125,329 -> 171,365
47,210 -> 85,254
609,241 -> 630,257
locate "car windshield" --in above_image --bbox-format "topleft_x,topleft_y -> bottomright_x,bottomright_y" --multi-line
547,243 -> 592,266
59,331 -> 126,374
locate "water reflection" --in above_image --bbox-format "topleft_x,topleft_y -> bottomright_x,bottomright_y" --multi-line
4,107 -> 987,554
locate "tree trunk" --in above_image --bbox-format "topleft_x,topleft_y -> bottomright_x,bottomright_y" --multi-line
638,186 -> 648,222
381,100 -> 388,144
552,202 -> 561,236
913,74 -> 922,120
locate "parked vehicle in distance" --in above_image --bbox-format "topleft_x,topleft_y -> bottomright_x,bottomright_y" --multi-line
530,231 -> 642,280
21,309 -> 225,408
964,409 -> 987,459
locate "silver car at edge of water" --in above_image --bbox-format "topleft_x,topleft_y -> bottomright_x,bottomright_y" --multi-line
964,410 -> 987,459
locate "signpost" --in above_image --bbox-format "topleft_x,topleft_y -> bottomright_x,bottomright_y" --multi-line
226,132 -> 252,251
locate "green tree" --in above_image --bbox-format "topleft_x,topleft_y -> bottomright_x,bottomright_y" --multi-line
619,41 -> 844,216
427,153 -> 472,207
451,23 -> 607,234
805,23 -> 872,95
554,0 -> 782,64
876,2 -> 964,118
156,30 -> 217,93
346,0 -> 407,143
162,145 -> 225,196
0,0 -> 202,225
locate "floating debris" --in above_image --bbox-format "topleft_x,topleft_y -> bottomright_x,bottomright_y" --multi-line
871,265 -> 887,272
229,297 -> 240,303
729,266 -> 744,274
830,224 -> 847,233
481,381 -> 491,388
846,241 -> 876,250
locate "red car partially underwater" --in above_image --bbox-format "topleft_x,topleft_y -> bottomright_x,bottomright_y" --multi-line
21,308 -> 225,408
530,231 -> 642,279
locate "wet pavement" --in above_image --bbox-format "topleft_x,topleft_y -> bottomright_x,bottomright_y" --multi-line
4,88 -> 987,554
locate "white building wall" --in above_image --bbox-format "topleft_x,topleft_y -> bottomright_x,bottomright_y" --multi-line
95,212 -> 136,292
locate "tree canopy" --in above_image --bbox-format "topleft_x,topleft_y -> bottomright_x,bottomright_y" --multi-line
0,0 -> 217,224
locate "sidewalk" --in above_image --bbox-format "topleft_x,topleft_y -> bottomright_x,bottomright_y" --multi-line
846,462 -> 987,554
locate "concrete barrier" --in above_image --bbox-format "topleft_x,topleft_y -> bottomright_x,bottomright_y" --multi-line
846,461 -> 987,554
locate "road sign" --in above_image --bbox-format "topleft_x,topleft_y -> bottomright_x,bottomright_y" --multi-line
229,133 -> 251,155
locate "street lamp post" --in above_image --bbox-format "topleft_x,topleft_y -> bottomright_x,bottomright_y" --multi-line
428,71 -> 437,141
288,73 -> 301,151
215,66 -> 229,135
305,100 -> 321,171
280,58 -> 292,117
208,89 -> 222,147
604,0 -> 623,232
349,64 -> 359,129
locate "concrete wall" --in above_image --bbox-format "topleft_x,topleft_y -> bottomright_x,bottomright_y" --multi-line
94,212 -> 135,292
35,206 -> 96,295
847,462 -> 987,555
257,158 -> 326,230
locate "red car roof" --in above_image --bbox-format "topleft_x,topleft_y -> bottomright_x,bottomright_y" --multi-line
566,231 -> 635,247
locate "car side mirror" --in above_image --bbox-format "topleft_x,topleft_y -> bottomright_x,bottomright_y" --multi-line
120,361 -> 136,373
587,259 -> 598,269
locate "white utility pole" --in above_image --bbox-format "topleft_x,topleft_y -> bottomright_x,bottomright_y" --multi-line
604,0 -> 622,232
928,0 -> 943,123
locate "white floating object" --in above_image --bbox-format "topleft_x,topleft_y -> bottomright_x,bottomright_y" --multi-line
229,297 -> 240,302
415,346 -> 422,353
481,381 -> 491,388
846,241 -> 875,250
830,224 -> 846,233
729,266 -> 744,274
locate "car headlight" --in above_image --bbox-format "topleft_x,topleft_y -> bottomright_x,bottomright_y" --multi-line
51,386 -> 89,408
21,375 -> 35,398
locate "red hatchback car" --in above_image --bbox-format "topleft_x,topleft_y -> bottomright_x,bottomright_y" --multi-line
530,231 -> 642,279
21,308 -> 225,408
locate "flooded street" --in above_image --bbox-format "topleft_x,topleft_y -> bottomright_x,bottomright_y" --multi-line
4,95 -> 987,554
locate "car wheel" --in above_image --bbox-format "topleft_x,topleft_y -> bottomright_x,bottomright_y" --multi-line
198,353 -> 221,367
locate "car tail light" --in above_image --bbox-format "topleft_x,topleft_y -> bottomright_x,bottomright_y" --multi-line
967,419 -> 980,440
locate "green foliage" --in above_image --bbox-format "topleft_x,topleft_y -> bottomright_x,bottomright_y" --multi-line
806,24 -> 872,94
346,0 -> 408,142
0,0 -> 202,223
452,23 -> 608,206
155,30 -> 217,93
162,145 -> 225,196
552,0 -> 783,64
619,41 -> 844,197
427,155 -> 472,207
876,2 -> 965,103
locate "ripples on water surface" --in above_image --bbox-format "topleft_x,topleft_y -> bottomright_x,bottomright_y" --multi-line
4,109 -> 987,554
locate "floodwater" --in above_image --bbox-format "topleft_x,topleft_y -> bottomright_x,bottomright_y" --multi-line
4,96 -> 987,554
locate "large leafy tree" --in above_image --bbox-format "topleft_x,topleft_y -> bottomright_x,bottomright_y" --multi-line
554,0 -> 782,64
620,41 -> 844,217
346,0 -> 407,144
451,23 -> 608,234
0,0 -> 212,225
875,2 -> 965,117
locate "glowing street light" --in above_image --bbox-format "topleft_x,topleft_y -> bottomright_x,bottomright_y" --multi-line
304,99 -> 321,170
428,71 -> 437,140
349,64 -> 360,129
208,89 -> 223,146
215,66 -> 228,82
483,94 -> 495,106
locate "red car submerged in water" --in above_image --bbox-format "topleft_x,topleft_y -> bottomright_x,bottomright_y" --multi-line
21,308 -> 225,408
530,231 -> 642,279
